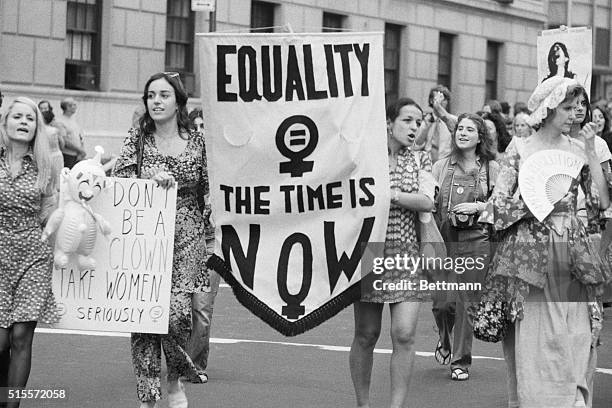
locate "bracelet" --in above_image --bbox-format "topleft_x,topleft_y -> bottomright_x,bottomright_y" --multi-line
391,189 -> 400,204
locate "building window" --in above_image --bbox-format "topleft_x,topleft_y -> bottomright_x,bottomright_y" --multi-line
166,0 -> 195,95
485,41 -> 501,101
322,12 -> 345,32
65,0 -> 101,90
595,28 -> 610,66
384,24 -> 402,106
251,1 -> 276,33
438,33 -> 454,90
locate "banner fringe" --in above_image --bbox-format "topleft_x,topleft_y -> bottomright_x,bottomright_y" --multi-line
207,254 -> 360,336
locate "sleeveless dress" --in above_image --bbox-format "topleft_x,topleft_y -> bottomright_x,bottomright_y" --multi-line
361,147 -> 432,303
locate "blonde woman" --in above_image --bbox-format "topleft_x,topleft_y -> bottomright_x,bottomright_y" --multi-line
0,97 -> 59,408
512,111 -> 533,138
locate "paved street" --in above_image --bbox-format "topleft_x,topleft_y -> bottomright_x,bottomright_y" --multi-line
25,285 -> 612,408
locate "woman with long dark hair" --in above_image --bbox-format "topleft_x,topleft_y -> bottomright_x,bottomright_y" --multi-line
592,105 -> 612,154
113,72 -> 209,408
544,42 -> 577,81
479,111 -> 512,156
431,113 -> 499,381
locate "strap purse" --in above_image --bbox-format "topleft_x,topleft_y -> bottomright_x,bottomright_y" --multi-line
136,131 -> 145,178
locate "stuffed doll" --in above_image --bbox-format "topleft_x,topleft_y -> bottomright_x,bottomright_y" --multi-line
41,146 -> 112,270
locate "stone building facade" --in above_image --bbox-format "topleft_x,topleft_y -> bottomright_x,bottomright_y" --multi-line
0,0 -> 547,155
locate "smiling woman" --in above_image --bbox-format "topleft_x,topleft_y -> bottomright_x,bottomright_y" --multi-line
113,73 -> 210,408
0,96 -> 59,408
430,113 -> 498,381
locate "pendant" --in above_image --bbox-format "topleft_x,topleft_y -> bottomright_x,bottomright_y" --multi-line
456,186 -> 464,194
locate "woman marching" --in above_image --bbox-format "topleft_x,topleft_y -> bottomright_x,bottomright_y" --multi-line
431,113 -> 499,381
113,72 -> 209,408
0,97 -> 59,408
479,77 -> 610,408
349,98 -> 435,408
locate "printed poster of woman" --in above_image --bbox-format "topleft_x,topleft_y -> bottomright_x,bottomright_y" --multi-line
537,26 -> 592,96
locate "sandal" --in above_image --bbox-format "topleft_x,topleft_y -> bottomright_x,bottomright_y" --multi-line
434,340 -> 451,365
451,367 -> 469,381
185,370 -> 208,384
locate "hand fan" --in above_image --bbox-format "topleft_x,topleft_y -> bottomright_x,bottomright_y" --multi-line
518,150 -> 584,222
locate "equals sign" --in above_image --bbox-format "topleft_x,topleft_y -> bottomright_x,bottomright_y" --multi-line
289,129 -> 307,146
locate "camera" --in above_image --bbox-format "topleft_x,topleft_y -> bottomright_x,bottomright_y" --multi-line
448,211 -> 477,229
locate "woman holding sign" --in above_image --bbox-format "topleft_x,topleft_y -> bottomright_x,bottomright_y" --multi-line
350,98 -> 434,408
479,77 -> 610,407
113,72 -> 209,408
0,97 -> 58,408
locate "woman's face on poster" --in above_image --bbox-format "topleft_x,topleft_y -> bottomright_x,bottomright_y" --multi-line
554,44 -> 569,67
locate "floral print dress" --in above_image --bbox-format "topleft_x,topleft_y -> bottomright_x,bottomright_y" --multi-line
113,128 -> 209,402
362,147 -> 432,303
0,148 -> 57,328
478,137 -> 611,408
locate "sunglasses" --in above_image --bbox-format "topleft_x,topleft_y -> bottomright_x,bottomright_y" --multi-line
162,72 -> 187,92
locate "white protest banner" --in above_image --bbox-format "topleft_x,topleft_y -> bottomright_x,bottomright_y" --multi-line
198,32 -> 389,335
52,178 -> 176,334
537,27 -> 592,96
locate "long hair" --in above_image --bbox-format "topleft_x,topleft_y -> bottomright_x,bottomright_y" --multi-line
545,42 -> 576,80
188,107 -> 204,131
479,111 -> 512,153
593,105 -> 612,153
575,86 -> 592,128
139,72 -> 191,139
1,96 -> 55,193
451,113 -> 496,162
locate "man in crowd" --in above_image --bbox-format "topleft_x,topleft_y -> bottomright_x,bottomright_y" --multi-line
56,97 -> 87,168
38,100 -> 67,149
415,85 -> 455,163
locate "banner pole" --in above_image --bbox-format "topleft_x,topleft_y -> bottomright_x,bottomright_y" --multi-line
209,7 -> 216,32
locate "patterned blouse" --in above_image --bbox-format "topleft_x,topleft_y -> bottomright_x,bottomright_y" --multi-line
113,128 -> 209,293
478,137 -> 611,301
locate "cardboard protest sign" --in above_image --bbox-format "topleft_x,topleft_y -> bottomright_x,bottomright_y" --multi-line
52,178 -> 177,334
537,27 -> 592,96
198,32 -> 389,336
